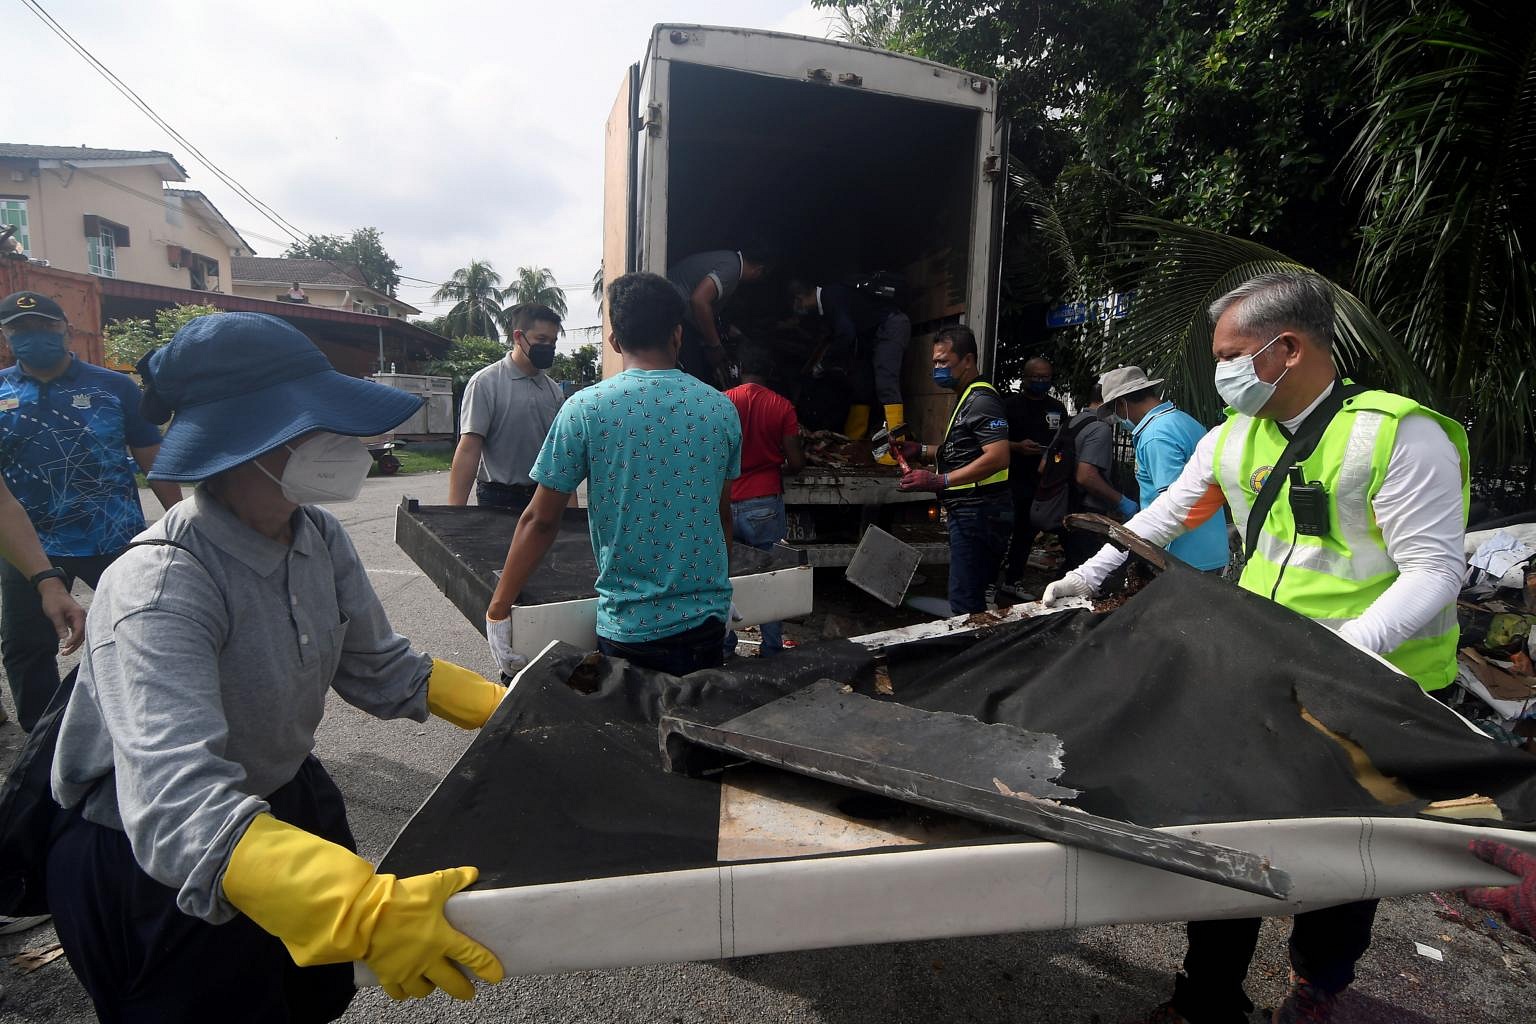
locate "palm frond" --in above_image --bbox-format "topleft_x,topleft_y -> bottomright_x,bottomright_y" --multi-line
1107,216 -> 1427,427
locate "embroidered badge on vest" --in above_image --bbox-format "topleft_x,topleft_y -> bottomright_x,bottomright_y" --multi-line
71,394 -> 92,410
1249,465 -> 1272,492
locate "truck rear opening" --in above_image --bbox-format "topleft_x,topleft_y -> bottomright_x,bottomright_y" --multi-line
605,26 -> 1007,564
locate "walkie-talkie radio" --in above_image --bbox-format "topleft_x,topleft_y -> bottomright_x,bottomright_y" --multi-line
1287,467 -> 1331,536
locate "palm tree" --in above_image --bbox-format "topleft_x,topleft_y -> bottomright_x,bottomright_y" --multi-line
501,266 -> 568,321
1345,0 -> 1536,465
433,260 -> 505,341
1104,4 -> 1536,467
591,263 -> 605,320
1105,217 -> 1425,430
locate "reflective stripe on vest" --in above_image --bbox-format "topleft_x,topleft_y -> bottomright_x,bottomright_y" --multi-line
1213,388 -> 1468,691
942,379 -> 1009,491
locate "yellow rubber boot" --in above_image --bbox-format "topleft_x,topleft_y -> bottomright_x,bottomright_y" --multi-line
874,403 -> 908,465
843,404 -> 871,441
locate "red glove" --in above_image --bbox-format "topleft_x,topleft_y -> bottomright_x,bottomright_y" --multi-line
1463,840 -> 1536,936
896,439 -> 922,461
899,469 -> 946,492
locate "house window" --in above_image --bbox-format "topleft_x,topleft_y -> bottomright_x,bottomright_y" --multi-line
83,215 -> 128,278
87,230 -> 117,278
188,253 -> 220,292
0,199 -> 28,254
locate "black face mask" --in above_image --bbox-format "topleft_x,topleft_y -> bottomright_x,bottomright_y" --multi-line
524,339 -> 556,369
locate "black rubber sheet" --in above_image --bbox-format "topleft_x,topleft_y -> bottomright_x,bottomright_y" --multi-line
380,563 -> 1536,890
399,504 -> 800,607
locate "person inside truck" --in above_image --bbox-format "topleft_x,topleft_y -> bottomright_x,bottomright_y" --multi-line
723,350 -> 804,657
788,278 -> 911,463
667,242 -> 775,388
47,313 -> 507,1019
894,325 -> 1011,614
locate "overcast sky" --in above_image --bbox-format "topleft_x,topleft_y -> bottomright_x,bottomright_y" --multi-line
9,0 -> 837,347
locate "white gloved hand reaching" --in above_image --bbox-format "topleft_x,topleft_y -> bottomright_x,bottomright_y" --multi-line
485,614 -> 529,678
1041,572 -> 1093,606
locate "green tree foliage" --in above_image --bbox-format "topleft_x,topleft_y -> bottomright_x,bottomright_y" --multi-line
502,266 -> 568,321
551,342 -> 600,386
823,0 -> 1536,473
591,264 -> 604,320
283,227 -> 402,296
1344,0 -> 1536,464
433,260 -> 506,341
104,304 -> 223,369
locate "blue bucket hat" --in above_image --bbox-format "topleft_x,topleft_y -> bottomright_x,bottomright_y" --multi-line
139,312 -> 423,481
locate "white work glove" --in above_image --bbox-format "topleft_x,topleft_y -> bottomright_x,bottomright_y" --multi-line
1041,572 -> 1093,606
485,614 -> 528,677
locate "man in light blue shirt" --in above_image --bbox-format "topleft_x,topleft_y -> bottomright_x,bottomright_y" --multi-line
486,272 -> 742,676
1098,366 -> 1229,572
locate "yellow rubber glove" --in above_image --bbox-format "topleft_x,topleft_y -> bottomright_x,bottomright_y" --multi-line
222,813 -> 503,1000
426,658 -> 508,730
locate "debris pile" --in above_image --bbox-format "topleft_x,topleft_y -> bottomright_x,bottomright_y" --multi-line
801,429 -> 878,470
1449,526 -> 1536,750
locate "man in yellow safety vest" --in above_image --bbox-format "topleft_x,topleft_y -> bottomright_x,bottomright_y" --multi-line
895,325 -> 1012,614
1043,270 -> 1469,1023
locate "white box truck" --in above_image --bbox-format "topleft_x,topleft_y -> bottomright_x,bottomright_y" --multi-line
602,24 -> 1008,566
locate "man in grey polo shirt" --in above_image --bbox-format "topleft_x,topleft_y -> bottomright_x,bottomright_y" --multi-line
448,303 -> 566,509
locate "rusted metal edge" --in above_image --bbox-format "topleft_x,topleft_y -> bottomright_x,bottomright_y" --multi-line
1063,512 -> 1173,573
659,697 -> 1292,901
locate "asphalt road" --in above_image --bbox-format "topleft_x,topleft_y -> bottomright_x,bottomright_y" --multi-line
2,472 -> 1533,1023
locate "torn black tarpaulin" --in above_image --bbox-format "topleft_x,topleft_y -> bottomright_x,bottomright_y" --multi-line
380,560 -> 1536,894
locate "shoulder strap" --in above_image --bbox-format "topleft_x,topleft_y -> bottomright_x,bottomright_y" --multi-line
126,537 -> 207,569
1243,382 -> 1366,559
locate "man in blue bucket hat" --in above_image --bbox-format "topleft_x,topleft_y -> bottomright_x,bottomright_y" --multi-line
47,313 -> 507,1020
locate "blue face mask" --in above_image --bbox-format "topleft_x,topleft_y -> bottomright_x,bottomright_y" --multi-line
932,365 -> 957,390
7,329 -> 67,370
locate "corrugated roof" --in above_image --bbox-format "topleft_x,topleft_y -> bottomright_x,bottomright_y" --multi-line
0,143 -> 188,178
231,256 -> 370,289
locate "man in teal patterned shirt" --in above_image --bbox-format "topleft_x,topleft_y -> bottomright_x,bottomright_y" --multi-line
486,272 -> 741,676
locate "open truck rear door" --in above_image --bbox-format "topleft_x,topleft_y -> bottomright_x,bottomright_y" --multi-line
980,116 -> 1010,380
601,62 -> 640,380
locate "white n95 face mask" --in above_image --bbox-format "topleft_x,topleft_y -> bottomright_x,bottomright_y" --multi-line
257,433 -> 373,504
1213,334 -> 1289,416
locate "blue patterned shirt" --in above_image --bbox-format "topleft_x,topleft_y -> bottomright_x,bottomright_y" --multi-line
531,368 -> 741,643
0,356 -> 161,557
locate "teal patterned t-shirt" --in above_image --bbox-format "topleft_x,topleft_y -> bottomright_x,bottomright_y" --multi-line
531,368 -> 741,642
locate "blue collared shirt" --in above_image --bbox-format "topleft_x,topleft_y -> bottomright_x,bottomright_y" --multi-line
1133,401 -> 1229,571
0,356 -> 162,556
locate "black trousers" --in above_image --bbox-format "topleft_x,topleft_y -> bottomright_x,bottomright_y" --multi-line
1170,901 -> 1380,1023
47,757 -> 358,1024
475,480 -> 536,510
598,616 -> 727,676
1,551 -> 117,732
678,320 -> 725,389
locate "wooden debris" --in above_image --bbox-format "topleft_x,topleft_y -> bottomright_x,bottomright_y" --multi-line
11,942 -> 65,973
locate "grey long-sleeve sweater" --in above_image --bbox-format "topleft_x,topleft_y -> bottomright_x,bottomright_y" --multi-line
51,487 -> 432,923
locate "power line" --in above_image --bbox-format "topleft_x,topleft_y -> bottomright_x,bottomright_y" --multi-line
17,0 -> 417,297
21,1 -> 593,307
19,0 -> 311,246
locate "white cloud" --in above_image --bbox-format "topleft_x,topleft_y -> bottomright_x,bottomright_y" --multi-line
8,0 -> 833,345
